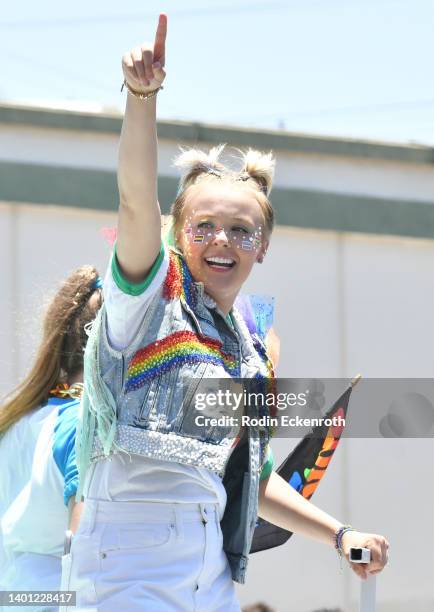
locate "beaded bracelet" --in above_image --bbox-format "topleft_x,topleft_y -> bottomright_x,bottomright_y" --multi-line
334,524 -> 355,568
120,79 -> 163,100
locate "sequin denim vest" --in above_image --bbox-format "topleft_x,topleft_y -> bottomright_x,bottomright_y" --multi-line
77,249 -> 274,583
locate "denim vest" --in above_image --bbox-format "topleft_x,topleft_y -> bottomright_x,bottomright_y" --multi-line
77,249 -> 274,583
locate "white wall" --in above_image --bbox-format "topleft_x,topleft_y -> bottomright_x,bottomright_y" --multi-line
240,225 -> 434,611
0,202 -> 115,393
2,201 -> 433,611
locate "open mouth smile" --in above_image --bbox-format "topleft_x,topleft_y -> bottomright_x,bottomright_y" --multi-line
204,256 -> 236,271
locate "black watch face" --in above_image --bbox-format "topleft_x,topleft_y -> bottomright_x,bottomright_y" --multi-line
350,548 -> 363,561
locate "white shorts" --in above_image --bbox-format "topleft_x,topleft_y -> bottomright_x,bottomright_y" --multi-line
61,499 -> 241,612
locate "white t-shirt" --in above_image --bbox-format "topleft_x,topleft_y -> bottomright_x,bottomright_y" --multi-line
0,398 -> 79,591
85,245 -> 227,519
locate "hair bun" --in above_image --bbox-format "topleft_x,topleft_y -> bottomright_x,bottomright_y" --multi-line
237,148 -> 275,196
173,145 -> 226,194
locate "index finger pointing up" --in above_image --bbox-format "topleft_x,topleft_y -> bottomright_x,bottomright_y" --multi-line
153,13 -> 167,66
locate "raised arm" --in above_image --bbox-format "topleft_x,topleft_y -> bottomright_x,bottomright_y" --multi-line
116,14 -> 167,283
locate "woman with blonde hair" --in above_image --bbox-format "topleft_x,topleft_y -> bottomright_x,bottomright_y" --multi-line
0,266 -> 102,606
66,14 -> 388,611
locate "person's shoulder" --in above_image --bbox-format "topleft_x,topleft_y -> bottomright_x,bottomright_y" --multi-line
52,399 -> 80,458
0,400 -> 54,452
19,401 -> 56,430
107,240 -> 170,299
55,398 -> 80,428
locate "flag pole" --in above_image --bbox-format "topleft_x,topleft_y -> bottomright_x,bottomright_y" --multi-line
348,377 -> 377,612
360,575 -> 377,612
351,373 -> 362,388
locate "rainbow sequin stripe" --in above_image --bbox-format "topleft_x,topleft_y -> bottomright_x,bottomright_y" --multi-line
125,331 -> 238,393
163,250 -> 197,306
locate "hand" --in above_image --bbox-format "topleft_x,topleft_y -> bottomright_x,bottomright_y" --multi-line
341,530 -> 389,580
122,13 -> 167,95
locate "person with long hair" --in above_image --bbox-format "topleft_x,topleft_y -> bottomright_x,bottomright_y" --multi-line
66,14 -> 389,611
0,266 -> 102,604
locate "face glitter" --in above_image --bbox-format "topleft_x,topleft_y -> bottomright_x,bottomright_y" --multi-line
183,219 -> 262,252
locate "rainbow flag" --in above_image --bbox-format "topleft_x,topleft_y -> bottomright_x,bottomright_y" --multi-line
250,380 -> 357,553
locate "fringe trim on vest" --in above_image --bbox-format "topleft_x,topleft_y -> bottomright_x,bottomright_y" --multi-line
75,306 -> 120,499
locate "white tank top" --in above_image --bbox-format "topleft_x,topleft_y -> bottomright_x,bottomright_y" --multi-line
85,454 -> 227,520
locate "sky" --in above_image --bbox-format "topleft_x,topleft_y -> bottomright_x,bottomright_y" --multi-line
2,0 -> 434,145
